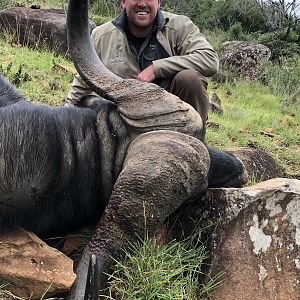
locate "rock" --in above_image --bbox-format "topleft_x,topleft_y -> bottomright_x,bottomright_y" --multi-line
209,92 -> 223,115
228,147 -> 283,182
206,178 -> 300,300
207,120 -> 220,130
161,147 -> 283,242
219,41 -> 271,80
0,228 -> 76,299
164,178 -> 299,299
211,71 -> 228,84
0,7 -> 95,56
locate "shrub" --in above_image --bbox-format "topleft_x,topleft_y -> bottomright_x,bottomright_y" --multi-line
259,55 -> 300,97
0,0 -> 13,10
162,0 -> 266,32
257,30 -> 300,60
91,15 -> 113,26
202,29 -> 228,51
89,0 -> 119,18
226,22 -> 249,41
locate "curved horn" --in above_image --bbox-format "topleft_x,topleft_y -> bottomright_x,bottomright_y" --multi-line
67,0 -> 122,102
67,0 -> 203,136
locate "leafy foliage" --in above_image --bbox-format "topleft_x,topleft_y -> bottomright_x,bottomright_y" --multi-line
257,30 -> 300,60
0,0 -> 13,10
89,0 -> 119,18
225,22 -> 249,41
259,55 -> 300,97
162,0 -> 300,61
162,0 -> 266,32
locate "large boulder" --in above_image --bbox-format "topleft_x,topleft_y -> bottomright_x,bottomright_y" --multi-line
0,7 -> 95,56
0,228 -> 76,299
215,41 -> 271,80
165,178 -> 300,299
207,178 -> 300,299
228,147 -> 283,182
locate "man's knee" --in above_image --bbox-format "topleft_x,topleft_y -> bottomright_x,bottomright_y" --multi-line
171,70 -> 209,127
173,69 -> 208,91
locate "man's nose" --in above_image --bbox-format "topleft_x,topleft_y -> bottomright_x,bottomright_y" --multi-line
137,0 -> 147,7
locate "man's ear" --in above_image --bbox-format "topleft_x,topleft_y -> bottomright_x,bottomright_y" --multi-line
120,0 -> 126,9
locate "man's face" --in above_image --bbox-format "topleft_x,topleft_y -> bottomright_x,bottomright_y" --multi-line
121,0 -> 161,36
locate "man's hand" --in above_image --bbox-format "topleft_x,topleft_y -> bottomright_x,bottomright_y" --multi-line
137,64 -> 156,82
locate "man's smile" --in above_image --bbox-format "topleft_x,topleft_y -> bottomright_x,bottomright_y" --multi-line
136,11 -> 149,15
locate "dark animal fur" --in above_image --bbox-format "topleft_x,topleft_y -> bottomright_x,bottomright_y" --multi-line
0,73 -> 247,299
0,75 -> 124,236
0,74 -> 246,237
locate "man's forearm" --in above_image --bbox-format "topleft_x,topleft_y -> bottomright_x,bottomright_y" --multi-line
153,50 -> 219,79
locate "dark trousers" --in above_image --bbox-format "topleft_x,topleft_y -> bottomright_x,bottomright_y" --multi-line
159,69 -> 209,129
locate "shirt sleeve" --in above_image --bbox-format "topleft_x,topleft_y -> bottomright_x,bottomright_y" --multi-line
65,73 -> 95,106
153,16 -> 219,79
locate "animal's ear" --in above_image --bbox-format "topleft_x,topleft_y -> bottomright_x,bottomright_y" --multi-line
77,95 -> 115,111
207,146 -> 248,188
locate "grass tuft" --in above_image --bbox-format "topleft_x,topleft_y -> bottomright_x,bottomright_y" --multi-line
103,230 -> 222,300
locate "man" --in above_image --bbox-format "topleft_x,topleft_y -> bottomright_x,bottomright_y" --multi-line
66,0 -> 219,134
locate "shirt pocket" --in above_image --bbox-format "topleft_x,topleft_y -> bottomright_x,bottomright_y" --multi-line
142,46 -> 159,69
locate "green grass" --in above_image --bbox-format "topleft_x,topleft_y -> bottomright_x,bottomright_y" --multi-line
207,80 -> 300,178
0,36 -> 75,105
103,231 -> 222,300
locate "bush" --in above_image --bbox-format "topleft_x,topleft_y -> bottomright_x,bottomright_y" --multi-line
226,22 -> 249,41
259,55 -> 300,97
89,0 -> 119,18
162,0 -> 219,30
0,0 -> 13,10
258,31 -> 300,60
162,0 -> 266,32
91,15 -> 113,26
202,29 -> 228,51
